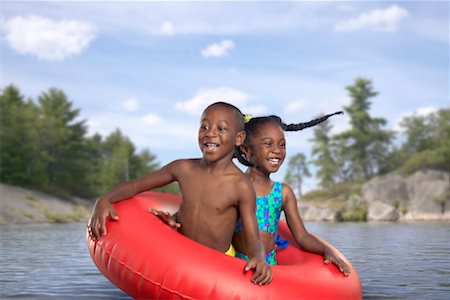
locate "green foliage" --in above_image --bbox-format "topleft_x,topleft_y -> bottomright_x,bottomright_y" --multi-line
398,149 -> 448,176
0,84 -> 168,201
284,153 -> 310,196
333,77 -> 394,180
309,117 -> 339,189
342,203 -> 368,222
302,181 -> 361,202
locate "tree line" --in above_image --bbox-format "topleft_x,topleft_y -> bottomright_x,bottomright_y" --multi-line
0,85 -> 177,200
285,77 -> 449,196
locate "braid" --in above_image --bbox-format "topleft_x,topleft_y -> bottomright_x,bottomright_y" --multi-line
281,111 -> 343,132
235,110 -> 343,167
233,147 -> 253,167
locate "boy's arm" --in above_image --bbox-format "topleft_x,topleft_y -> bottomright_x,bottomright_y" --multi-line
89,161 -> 179,239
238,180 -> 272,285
283,184 -> 350,276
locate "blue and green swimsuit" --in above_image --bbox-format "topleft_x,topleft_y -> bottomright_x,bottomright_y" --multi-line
235,181 -> 284,265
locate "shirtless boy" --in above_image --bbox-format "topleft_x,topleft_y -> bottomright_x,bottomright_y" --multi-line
88,102 -> 272,285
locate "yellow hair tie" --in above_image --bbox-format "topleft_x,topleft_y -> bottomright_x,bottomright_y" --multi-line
243,114 -> 252,123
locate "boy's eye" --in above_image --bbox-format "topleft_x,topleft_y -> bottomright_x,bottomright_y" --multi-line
218,127 -> 226,132
200,124 -> 209,131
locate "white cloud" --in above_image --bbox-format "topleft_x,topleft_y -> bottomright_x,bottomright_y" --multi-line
160,21 -> 175,35
3,15 -> 97,61
201,39 -> 235,58
335,5 -> 409,32
121,98 -> 139,111
285,100 -> 307,114
142,113 -> 163,125
175,87 -> 266,116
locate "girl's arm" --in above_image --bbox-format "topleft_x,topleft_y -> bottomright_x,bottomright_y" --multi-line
89,160 -> 180,239
282,184 -> 350,276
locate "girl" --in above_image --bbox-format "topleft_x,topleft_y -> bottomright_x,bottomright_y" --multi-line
232,112 -> 351,276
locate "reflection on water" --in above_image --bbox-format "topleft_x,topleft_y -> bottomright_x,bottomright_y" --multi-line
1,222 -> 449,299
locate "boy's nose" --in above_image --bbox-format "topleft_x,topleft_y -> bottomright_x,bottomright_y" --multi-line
206,127 -> 218,137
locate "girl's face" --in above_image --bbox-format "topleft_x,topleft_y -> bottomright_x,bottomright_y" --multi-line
245,121 -> 286,174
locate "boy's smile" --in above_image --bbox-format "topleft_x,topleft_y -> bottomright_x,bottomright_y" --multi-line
198,104 -> 244,162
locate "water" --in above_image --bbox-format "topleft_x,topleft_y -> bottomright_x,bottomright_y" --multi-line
1,222 -> 449,299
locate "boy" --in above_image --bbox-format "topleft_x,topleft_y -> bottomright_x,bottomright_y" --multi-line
88,102 -> 272,285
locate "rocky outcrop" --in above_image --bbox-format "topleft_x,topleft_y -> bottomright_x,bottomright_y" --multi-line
367,201 -> 399,222
0,183 -> 92,224
361,170 -> 449,222
298,202 -> 341,222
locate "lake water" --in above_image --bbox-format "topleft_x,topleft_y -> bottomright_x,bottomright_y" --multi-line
1,222 -> 449,299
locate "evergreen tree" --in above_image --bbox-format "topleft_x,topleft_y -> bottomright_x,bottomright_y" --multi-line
334,77 -> 394,180
36,88 -> 88,195
0,85 -> 40,185
309,118 -> 339,189
284,153 -> 311,196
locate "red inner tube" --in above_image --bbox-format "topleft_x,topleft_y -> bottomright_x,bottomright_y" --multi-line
87,192 -> 362,299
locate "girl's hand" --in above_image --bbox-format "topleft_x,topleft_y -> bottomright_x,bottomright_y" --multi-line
324,248 -> 351,277
149,208 -> 181,229
245,258 -> 272,285
88,198 -> 119,240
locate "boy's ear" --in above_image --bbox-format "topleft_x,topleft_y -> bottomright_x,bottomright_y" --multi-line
240,143 -> 250,157
235,130 -> 246,147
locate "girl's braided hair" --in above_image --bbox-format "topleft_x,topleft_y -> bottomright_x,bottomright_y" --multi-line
234,111 -> 343,167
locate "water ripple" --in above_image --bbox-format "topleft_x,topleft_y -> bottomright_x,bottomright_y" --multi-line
1,222 -> 449,299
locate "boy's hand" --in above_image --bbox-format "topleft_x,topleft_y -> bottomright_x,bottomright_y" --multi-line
88,198 -> 119,240
324,248 -> 351,276
148,208 -> 181,229
245,258 -> 272,285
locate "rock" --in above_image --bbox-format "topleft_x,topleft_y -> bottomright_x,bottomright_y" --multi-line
0,183 -> 92,224
298,202 -> 340,222
403,170 -> 450,221
367,201 -> 399,222
362,173 -> 409,207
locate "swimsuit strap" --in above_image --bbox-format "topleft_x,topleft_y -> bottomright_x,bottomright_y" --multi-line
235,182 -> 283,235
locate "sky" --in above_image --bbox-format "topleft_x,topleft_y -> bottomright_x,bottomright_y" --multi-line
2,1 -> 449,191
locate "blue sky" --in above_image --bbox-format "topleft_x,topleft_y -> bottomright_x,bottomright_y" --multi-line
2,1 -> 449,191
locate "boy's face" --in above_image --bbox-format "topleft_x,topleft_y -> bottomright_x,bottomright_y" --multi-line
198,105 -> 245,162
244,121 -> 286,173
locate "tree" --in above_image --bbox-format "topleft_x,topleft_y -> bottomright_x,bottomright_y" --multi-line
398,108 -> 450,174
309,118 -> 339,189
334,77 -> 394,180
0,85 -> 40,185
36,88 -> 89,195
284,153 -> 311,196
99,129 -> 134,191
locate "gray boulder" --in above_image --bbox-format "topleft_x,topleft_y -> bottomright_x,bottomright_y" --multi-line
403,170 -> 450,220
362,173 -> 409,207
367,201 -> 399,222
298,202 -> 340,222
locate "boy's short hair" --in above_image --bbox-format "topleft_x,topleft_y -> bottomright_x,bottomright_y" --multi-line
205,102 -> 245,131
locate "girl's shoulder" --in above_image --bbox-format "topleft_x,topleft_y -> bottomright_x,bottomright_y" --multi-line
280,182 -> 297,202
